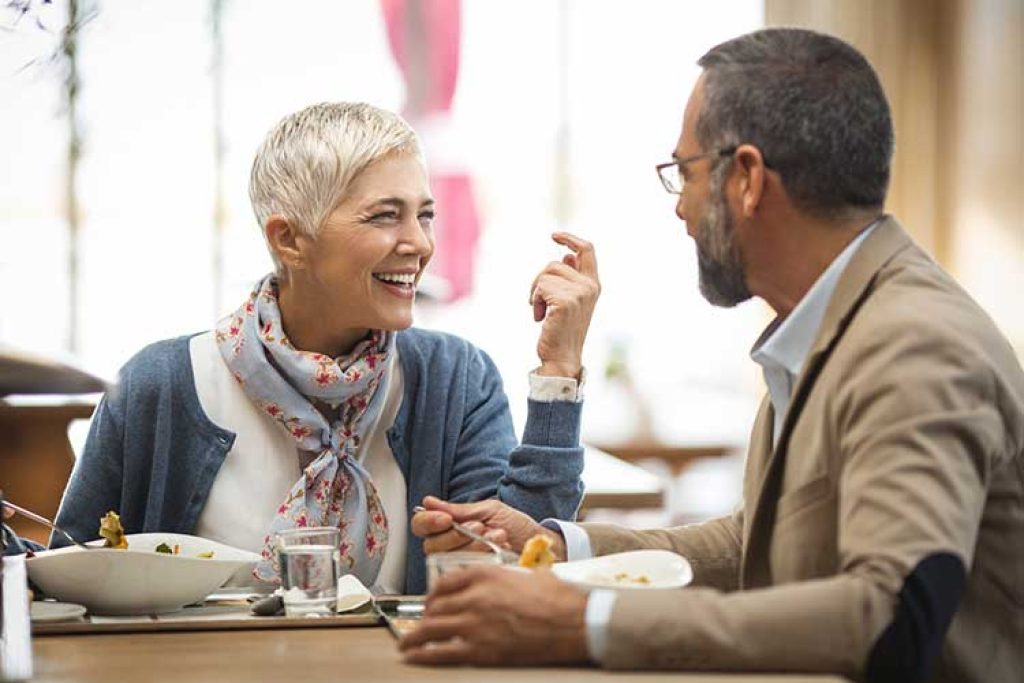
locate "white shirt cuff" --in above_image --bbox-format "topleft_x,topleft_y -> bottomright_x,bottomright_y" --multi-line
540,519 -> 614,663
584,589 -> 617,663
540,519 -> 593,560
528,367 -> 587,402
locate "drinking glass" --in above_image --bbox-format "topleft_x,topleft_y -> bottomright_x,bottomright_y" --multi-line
426,551 -> 503,592
276,527 -> 342,618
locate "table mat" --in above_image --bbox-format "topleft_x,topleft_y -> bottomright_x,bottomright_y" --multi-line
32,599 -> 381,636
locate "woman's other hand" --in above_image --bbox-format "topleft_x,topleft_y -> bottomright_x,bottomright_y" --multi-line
411,496 -> 566,561
530,233 -> 600,380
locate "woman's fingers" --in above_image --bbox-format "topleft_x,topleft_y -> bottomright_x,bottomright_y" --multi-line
415,498 -> 520,554
552,232 -> 598,279
421,496 -> 501,523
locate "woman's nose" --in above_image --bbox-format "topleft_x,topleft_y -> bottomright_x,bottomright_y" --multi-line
397,216 -> 434,256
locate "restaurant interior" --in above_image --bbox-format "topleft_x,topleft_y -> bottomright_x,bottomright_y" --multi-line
1,1 -> 1021,681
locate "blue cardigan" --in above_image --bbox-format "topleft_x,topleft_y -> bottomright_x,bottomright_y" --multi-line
40,328 -> 584,593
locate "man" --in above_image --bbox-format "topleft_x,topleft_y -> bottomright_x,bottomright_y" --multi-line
399,28 -> 1024,683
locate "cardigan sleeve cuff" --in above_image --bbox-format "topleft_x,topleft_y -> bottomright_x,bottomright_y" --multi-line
521,398 -> 583,448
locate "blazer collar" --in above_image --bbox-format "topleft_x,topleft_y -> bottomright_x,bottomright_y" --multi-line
741,215 -> 913,586
800,215 -> 911,376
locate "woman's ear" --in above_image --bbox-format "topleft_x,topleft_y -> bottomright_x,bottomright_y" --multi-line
733,144 -> 766,218
264,215 -> 304,270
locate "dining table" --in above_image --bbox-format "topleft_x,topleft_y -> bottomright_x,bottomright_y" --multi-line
31,624 -> 849,683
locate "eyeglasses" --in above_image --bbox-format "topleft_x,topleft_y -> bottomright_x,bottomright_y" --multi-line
655,146 -> 737,195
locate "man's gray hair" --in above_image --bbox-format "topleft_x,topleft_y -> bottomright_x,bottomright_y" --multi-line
249,102 -> 421,266
697,28 -> 894,218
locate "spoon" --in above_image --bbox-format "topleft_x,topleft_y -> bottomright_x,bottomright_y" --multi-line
412,505 -> 519,563
1,501 -> 96,551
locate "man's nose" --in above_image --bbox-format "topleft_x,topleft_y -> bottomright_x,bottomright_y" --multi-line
675,193 -> 687,223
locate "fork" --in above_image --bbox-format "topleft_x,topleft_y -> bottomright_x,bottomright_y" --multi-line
412,505 -> 519,563
2,500 -> 96,551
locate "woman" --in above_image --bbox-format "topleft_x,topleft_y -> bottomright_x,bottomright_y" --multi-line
43,102 -> 600,594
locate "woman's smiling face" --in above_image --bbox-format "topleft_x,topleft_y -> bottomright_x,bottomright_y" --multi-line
291,152 -> 435,340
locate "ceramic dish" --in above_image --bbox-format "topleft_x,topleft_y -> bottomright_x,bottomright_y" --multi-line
26,533 -> 261,615
550,550 -> 692,590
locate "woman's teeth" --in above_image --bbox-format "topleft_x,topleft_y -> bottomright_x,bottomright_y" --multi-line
374,272 -> 416,286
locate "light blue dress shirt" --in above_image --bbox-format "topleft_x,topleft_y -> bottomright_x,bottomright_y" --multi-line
549,221 -> 878,663
750,222 -> 876,445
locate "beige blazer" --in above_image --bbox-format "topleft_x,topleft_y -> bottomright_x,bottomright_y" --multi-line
582,218 -> 1024,683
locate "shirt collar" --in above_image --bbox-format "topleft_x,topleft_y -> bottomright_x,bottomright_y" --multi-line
751,221 -> 879,378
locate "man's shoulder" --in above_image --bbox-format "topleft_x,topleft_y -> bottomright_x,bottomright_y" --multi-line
845,245 -> 1022,387
866,246 -> 1000,342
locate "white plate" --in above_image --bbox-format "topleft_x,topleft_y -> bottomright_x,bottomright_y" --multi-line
551,550 -> 692,590
26,533 -> 261,616
30,601 -> 87,623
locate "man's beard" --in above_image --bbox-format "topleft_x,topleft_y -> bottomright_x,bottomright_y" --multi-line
695,181 -> 752,307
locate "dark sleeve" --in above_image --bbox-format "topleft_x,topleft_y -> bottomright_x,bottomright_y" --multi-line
1,524 -> 45,556
49,390 -> 126,547
445,346 -> 585,522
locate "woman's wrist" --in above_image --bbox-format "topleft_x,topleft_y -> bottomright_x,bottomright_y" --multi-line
536,360 -> 582,380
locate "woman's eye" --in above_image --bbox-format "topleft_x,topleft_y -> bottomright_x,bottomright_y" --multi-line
369,211 -> 399,223
418,210 -> 436,224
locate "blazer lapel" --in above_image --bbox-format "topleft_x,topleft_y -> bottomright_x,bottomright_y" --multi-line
740,216 -> 913,588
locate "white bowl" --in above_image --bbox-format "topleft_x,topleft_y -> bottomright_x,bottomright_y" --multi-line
551,550 -> 693,590
26,533 -> 261,615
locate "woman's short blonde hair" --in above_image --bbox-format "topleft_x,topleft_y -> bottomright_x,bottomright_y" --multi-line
249,102 -> 421,267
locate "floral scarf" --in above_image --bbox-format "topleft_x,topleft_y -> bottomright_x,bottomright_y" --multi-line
215,274 -> 391,585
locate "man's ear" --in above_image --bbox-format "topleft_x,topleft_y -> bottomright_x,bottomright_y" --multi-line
733,144 -> 767,218
264,215 -> 304,270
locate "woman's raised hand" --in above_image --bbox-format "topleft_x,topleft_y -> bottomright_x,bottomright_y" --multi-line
529,233 -> 600,380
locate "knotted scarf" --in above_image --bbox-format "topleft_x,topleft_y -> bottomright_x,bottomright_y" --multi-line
215,274 -> 391,585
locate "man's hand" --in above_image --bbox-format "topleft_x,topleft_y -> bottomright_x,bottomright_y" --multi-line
399,564 -> 590,666
531,233 -> 600,380
2,505 -> 12,520
411,496 -> 566,560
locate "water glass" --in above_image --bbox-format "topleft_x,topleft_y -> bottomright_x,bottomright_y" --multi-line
276,527 -> 342,618
426,551 -> 503,592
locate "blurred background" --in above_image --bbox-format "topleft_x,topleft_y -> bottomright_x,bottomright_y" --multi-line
2,0 -> 1021,530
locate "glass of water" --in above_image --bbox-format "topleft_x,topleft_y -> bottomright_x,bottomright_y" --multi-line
276,527 -> 342,618
426,551 -> 504,593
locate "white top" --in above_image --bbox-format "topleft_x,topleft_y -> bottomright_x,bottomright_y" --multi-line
189,331 -> 408,593
189,331 -> 584,594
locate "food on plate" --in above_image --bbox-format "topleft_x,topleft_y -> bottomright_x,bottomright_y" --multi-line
585,572 -> 651,587
98,511 -> 128,550
155,542 -> 213,558
97,513 -> 214,558
519,534 -> 556,568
